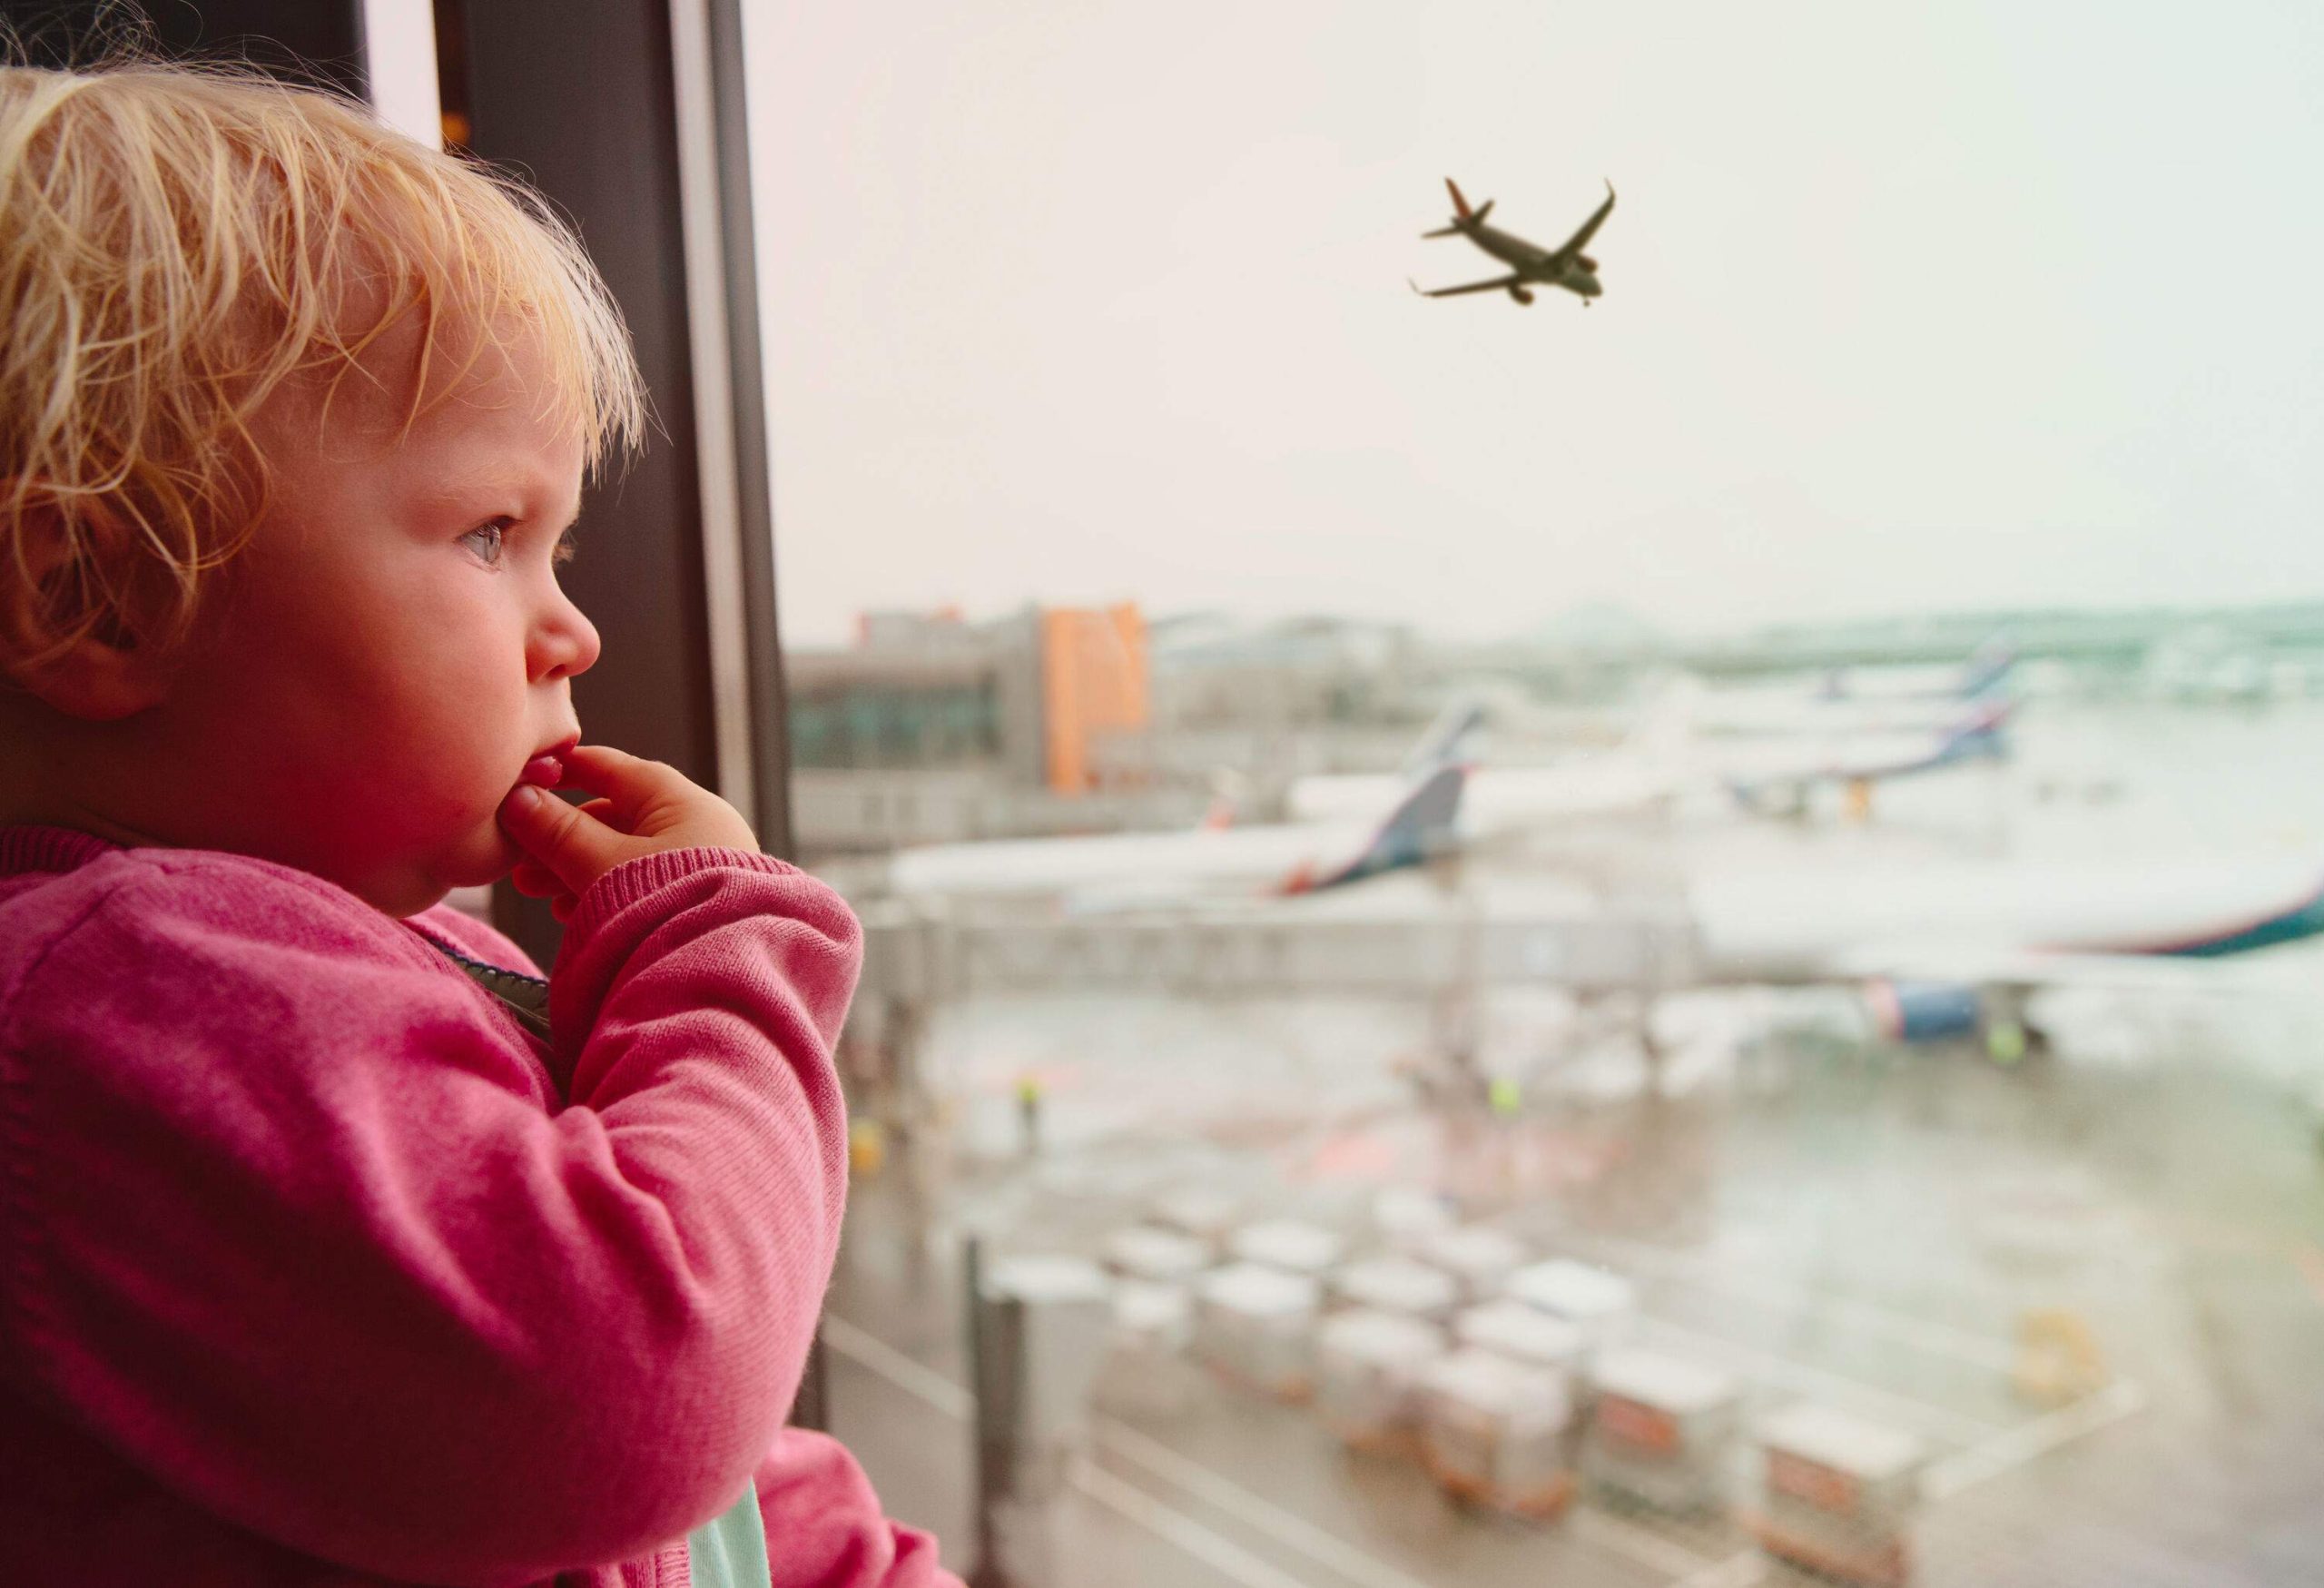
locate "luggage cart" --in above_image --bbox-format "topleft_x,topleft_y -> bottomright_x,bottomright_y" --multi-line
1417,1347 -> 1577,1518
1315,1308 -> 1448,1454
1195,1262 -> 1324,1400
1582,1346 -> 1743,1514
1746,1402 -> 1925,1588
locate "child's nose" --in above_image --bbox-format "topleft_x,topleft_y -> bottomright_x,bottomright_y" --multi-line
533,592 -> 601,682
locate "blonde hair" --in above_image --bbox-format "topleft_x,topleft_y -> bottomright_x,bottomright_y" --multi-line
0,59 -> 647,669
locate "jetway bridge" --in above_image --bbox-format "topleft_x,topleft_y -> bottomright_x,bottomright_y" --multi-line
854,891 -> 1703,1006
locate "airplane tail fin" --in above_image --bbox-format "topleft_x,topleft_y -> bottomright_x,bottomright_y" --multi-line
1288,763 -> 1468,893
1398,695 -> 1489,779
1937,698 -> 2014,761
1433,178 -> 1494,232
1424,178 -> 1497,236
1958,636 -> 2017,702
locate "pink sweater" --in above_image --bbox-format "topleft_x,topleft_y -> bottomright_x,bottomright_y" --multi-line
0,825 -> 959,1588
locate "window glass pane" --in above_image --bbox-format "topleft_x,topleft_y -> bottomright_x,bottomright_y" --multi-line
747,7 -> 2324,1581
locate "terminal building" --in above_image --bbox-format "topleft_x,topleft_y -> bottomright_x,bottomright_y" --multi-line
785,604 -> 1179,856
785,607 -> 1432,857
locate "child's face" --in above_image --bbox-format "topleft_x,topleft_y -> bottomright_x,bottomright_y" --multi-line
135,324 -> 600,914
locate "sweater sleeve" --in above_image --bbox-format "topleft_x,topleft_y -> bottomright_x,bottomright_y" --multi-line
0,845 -> 861,1587
754,1429 -> 962,1588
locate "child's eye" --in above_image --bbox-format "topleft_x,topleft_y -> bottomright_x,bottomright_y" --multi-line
459,519 -> 511,566
553,529 -> 578,567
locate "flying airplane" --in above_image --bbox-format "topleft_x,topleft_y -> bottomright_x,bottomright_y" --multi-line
881,761 -> 1468,910
1408,177 -> 1616,308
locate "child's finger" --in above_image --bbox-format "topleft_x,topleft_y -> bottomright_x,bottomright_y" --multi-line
497,783 -> 627,896
558,743 -> 760,853
554,745 -> 681,825
507,792 -> 635,902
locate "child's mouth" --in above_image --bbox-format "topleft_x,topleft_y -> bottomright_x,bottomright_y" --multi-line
520,735 -> 580,789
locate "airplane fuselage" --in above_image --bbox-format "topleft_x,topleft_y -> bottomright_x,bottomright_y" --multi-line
1690,853 -> 2324,983
1412,179 -> 1614,307
1462,221 -> 1602,299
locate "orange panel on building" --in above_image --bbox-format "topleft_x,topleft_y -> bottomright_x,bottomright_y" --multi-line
1041,604 -> 1149,794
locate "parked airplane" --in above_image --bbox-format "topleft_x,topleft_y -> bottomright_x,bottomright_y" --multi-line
1721,698 -> 2013,815
1287,684 -> 1692,830
1288,684 -> 2005,832
1690,848 -> 2324,1047
1807,637 -> 2015,709
1409,177 -> 1616,307
881,762 -> 1467,909
1698,640 -> 2016,738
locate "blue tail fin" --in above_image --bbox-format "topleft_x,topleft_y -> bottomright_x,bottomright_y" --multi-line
1935,699 -> 2013,763
1958,637 -> 2016,702
1294,763 -> 1468,893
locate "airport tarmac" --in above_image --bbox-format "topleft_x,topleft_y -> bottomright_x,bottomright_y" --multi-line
815,702 -> 2324,1584
822,1018 -> 2324,1587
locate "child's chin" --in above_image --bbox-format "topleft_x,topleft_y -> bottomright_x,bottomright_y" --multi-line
439,824 -> 526,891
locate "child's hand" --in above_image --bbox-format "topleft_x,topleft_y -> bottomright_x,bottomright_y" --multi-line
499,744 -> 760,920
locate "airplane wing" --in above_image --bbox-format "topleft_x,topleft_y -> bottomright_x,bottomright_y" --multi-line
1554,181 -> 1617,261
1408,274 -> 1523,299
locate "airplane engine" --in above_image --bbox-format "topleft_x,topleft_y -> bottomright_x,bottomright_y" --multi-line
1862,978 -> 2048,1063
1508,284 -> 1535,306
1862,980 -> 1982,1044
1577,254 -> 1598,272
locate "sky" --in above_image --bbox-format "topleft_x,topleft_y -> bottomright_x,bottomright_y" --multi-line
740,1 -> 2324,646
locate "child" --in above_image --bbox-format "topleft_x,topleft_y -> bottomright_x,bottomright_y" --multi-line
0,59 -> 958,1588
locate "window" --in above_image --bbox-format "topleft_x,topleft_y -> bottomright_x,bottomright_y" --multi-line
749,6 -> 2324,1580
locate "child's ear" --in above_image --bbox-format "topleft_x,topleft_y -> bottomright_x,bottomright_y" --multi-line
1,488 -> 175,721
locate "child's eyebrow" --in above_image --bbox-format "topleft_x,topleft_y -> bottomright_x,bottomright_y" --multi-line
415,480 -> 528,519
415,478 -> 583,536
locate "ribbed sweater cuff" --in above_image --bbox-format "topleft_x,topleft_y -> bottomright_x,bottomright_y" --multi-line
565,848 -> 802,942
